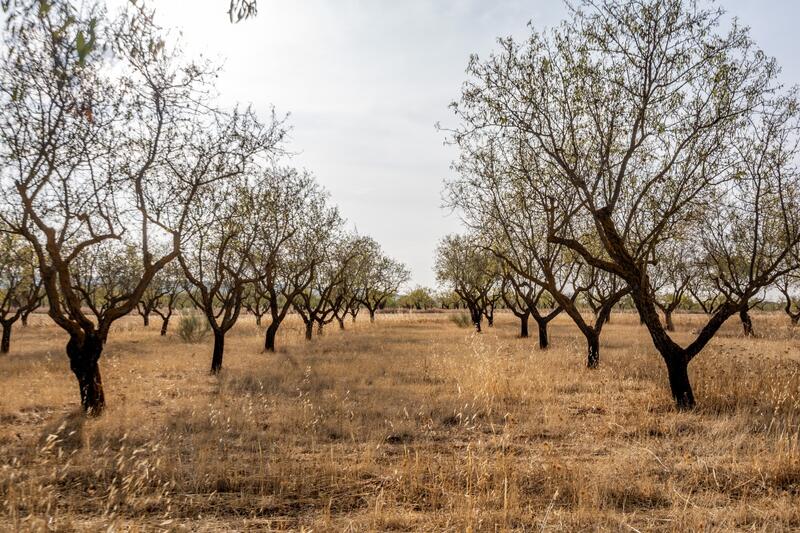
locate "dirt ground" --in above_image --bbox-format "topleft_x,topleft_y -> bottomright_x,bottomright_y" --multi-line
1,310 -> 798,531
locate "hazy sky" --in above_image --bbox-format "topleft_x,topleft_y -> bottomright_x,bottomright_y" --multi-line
149,0 -> 799,289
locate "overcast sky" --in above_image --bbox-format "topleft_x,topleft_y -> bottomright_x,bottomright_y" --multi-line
149,0 -> 799,289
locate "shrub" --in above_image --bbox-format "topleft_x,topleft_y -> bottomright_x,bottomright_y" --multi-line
177,312 -> 211,343
449,312 -> 472,328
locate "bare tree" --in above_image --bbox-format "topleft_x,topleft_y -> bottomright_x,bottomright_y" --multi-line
246,168 -> 342,351
449,0 -> 800,408
777,273 -> 800,327
145,261 -> 184,336
435,235 -> 500,332
0,231 -> 42,353
355,238 -> 410,323
650,239 -> 696,331
293,234 -> 365,339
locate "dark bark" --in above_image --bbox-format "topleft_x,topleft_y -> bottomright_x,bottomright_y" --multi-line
369,309 -> 376,323
537,320 -> 549,350
265,322 -> 278,351
469,306 -> 482,333
210,330 -> 225,374
740,307 -> 755,337
336,316 -> 345,330
665,354 -> 695,410
66,334 -> 105,415
21,313 -> 29,327
586,334 -> 599,369
159,316 -> 170,336
519,312 -> 529,338
142,312 -> 150,327
317,320 -> 325,336
255,314 -> 262,327
304,321 -> 313,340
1,322 -> 11,354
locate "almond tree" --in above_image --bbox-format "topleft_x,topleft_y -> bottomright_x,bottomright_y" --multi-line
777,273 -> 800,326
435,235 -> 500,332
449,0 -> 800,408
0,231 -> 42,353
0,2 -> 283,413
355,238 -> 410,323
144,260 -> 184,336
246,167 -> 342,351
179,163 -> 283,373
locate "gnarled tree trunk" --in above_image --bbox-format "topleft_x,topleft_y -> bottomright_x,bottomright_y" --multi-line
210,330 -> 225,374
1,321 -> 12,354
160,316 -> 170,336
519,312 -> 529,338
67,333 -> 105,415
265,322 -> 279,351
740,307 -> 755,337
586,334 -> 599,369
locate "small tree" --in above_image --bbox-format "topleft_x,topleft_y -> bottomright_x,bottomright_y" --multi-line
0,232 -> 42,353
435,235 -> 499,332
777,273 -> 800,326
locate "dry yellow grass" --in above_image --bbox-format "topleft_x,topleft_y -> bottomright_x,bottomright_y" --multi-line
1,311 -> 799,531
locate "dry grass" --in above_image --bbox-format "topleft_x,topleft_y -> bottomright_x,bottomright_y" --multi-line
1,310 -> 799,531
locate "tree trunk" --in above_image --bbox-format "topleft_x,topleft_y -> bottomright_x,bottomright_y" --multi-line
664,309 -> 674,332
519,313 -> 529,338
537,319 -> 549,350
265,322 -> 278,351
255,314 -> 262,327
665,355 -> 695,410
305,321 -> 313,340
210,330 -> 225,374
369,309 -> 376,323
740,307 -> 755,337
317,321 -> 324,336
1,322 -> 11,354
791,314 -> 800,327
586,334 -> 599,369
66,334 -> 105,415
142,312 -> 150,327
337,316 -> 345,330
21,314 -> 28,327
470,307 -> 482,333
160,316 -> 170,336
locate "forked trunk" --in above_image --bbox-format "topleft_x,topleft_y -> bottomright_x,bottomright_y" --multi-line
210,330 -> 225,374
337,316 -> 345,330
586,334 -> 599,369
665,354 -> 695,410
519,313 -> 529,338
1,321 -> 11,354
740,307 -> 755,337
255,314 -> 262,327
67,333 -> 105,415
160,317 -> 170,336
